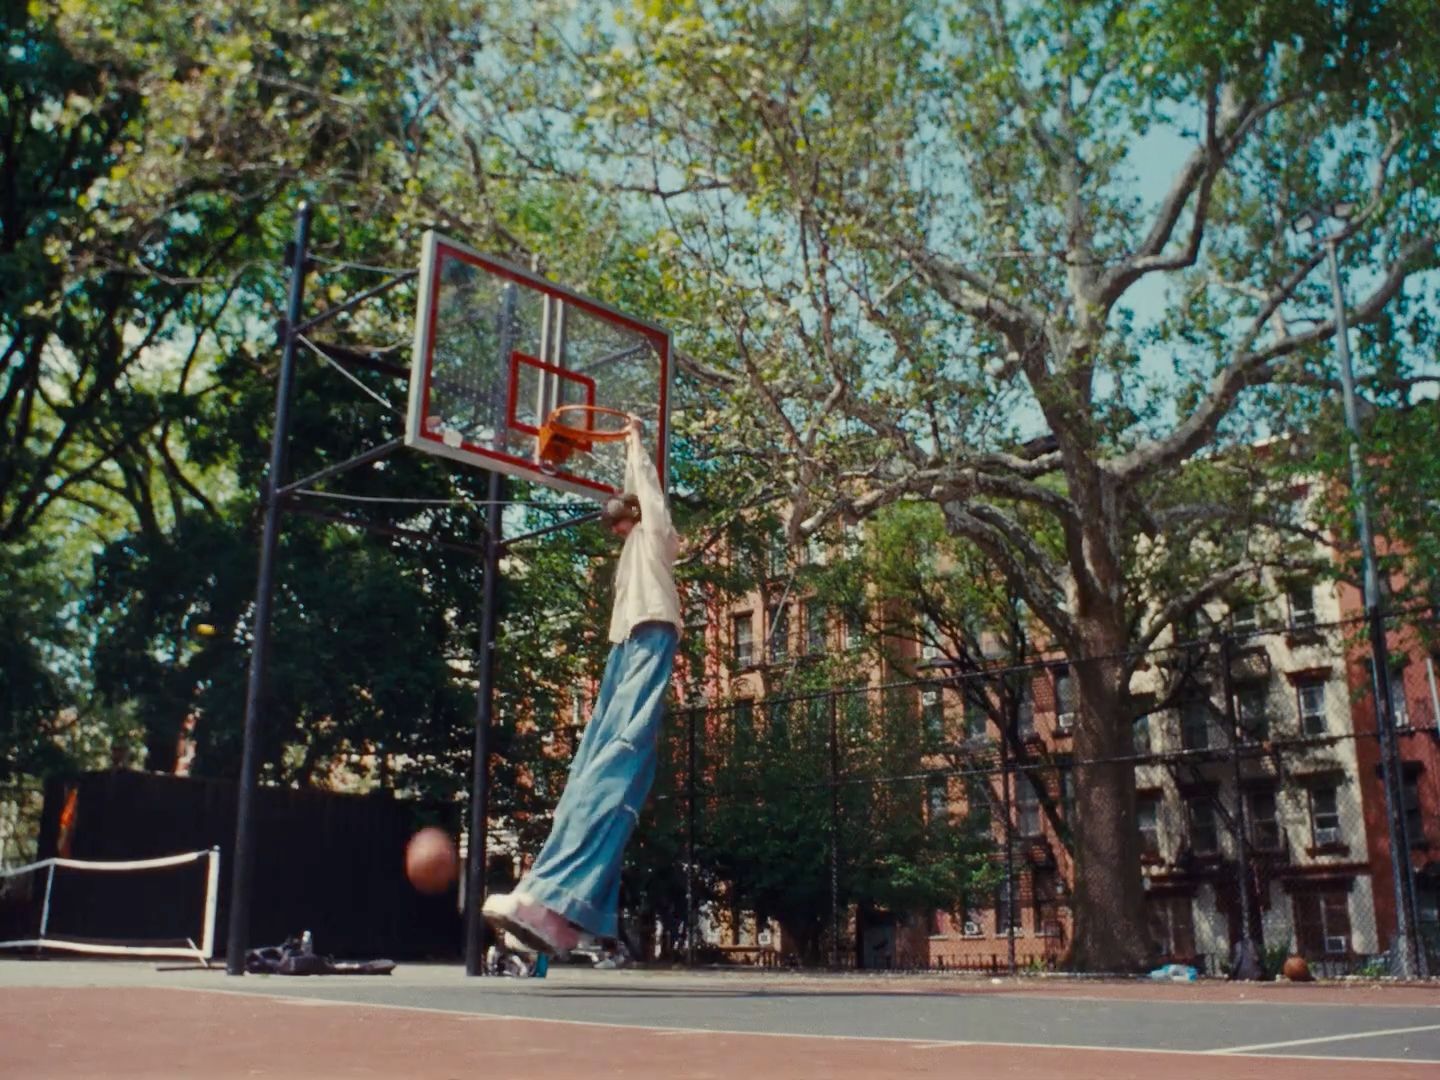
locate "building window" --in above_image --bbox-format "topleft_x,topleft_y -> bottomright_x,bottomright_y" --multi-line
1418,886 -> 1440,934
978,628 -> 1005,659
1059,767 -> 1076,822
921,689 -> 945,742
767,532 -> 788,578
1236,685 -> 1269,742
956,897 -> 984,937
805,695 -> 829,745
1389,667 -> 1411,728
927,779 -> 949,828
1137,794 -> 1160,858
1015,679 -> 1036,739
1054,666 -> 1077,731
1309,785 -> 1342,847
767,698 -> 791,745
684,589 -> 708,631
1032,869 -> 1063,937
966,775 -> 992,831
804,601 -> 827,655
1133,715 -> 1152,754
767,603 -> 790,664
964,696 -> 988,742
994,877 -> 1021,933
1293,890 -> 1352,957
1366,662 -> 1411,728
1230,600 -> 1262,634
842,687 -> 869,739
1247,788 -> 1282,851
1187,797 -> 1219,855
1016,775 -> 1042,837
1180,699 -> 1211,750
1287,585 -> 1317,630
842,607 -> 864,651
732,613 -> 754,667
1296,680 -> 1327,736
918,615 -> 942,661
733,699 -> 754,741
1147,895 -> 1197,959
1402,771 -> 1424,847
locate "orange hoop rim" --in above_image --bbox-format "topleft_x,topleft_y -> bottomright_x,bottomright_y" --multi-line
543,404 -> 631,443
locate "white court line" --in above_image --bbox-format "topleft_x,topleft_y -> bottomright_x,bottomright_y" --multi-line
1211,1022 -> 1440,1055
151,984 -> 1440,1067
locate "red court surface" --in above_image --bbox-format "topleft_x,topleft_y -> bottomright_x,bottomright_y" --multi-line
2,962 -> 1437,1079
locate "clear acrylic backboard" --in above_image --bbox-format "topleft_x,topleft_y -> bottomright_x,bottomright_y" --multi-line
407,232 -> 672,500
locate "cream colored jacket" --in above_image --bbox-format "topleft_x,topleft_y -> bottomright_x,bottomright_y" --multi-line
608,429 -> 682,643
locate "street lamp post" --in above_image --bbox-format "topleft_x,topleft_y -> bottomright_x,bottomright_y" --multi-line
1314,222 -> 1424,979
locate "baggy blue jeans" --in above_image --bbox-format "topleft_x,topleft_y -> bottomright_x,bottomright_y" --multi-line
519,621 -> 678,939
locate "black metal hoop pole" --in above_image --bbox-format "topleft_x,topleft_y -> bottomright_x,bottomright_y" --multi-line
226,203 -> 313,975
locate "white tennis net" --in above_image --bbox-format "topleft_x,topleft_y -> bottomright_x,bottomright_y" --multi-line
0,848 -> 220,963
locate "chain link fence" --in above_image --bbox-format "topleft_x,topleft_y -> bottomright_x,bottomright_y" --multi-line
632,621 -> 1439,978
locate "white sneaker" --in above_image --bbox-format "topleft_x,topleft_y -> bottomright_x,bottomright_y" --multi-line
480,890 -> 578,956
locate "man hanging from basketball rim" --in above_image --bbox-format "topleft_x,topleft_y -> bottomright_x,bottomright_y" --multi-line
482,415 -> 681,956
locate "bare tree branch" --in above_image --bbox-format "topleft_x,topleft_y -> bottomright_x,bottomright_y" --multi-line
1111,235 -> 1437,483
941,498 -> 1077,653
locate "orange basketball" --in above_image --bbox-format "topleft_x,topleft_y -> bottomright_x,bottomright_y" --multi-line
405,827 -> 458,895
1281,954 -> 1312,982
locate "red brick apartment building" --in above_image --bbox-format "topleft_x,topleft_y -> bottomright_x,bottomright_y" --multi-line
681,519 -> 1428,972
1337,580 -> 1440,956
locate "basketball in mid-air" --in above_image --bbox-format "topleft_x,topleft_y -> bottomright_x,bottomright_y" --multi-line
405,827 -> 458,895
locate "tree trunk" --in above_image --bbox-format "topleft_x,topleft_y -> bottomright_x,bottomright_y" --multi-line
1068,640 -> 1152,972
142,722 -> 180,775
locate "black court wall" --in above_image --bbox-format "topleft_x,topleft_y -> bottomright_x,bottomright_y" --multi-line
28,771 -> 463,961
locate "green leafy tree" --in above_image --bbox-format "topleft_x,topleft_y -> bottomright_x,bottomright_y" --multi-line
685,512 -> 998,963
0,542 -> 73,782
537,0 -> 1440,969
1310,398 -> 1440,637
9,0 -> 669,800
1,0 -> 474,783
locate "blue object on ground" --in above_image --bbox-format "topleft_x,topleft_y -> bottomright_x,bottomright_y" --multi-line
1147,963 -> 1199,981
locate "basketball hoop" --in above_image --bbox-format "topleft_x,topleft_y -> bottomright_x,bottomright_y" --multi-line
538,404 -> 630,466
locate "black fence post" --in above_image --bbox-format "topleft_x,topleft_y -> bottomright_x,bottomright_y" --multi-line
463,469 -> 505,976
686,703 -> 697,968
1000,715 -> 1016,976
1368,608 -> 1425,978
1221,633 -> 1260,978
829,689 -> 841,969
226,202 -> 312,976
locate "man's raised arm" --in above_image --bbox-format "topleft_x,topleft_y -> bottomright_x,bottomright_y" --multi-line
624,417 -> 671,533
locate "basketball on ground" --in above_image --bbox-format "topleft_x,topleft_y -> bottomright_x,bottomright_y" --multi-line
405,827 -> 458,895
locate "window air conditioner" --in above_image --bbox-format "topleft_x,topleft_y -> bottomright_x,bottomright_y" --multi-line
1314,826 -> 1342,846
962,920 -> 982,937
1056,712 -> 1076,732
